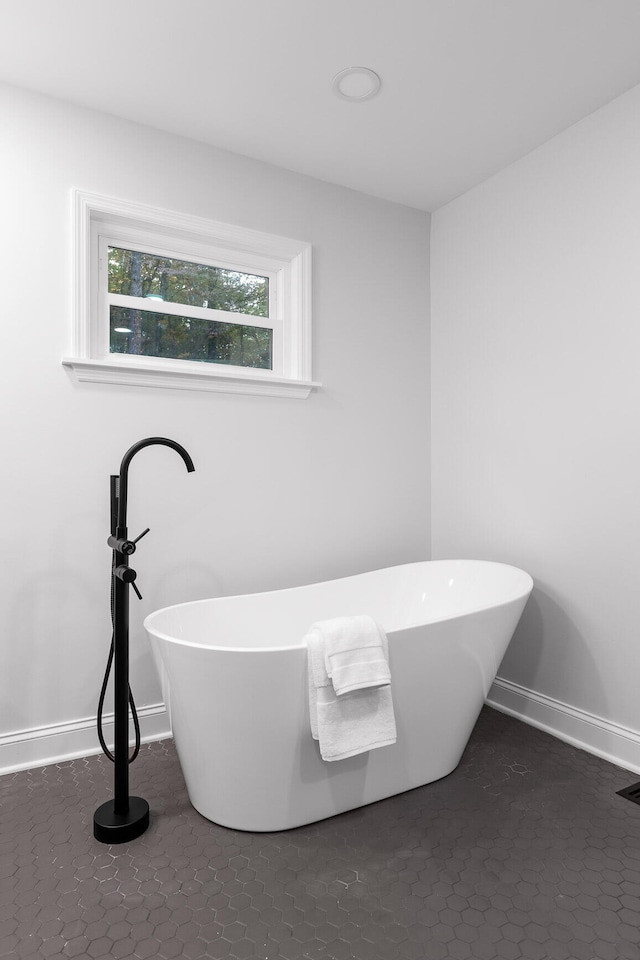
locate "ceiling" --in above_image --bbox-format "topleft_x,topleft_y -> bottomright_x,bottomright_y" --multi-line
2,0 -> 640,211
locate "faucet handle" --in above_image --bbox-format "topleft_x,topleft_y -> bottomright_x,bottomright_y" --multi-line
108,528 -> 150,556
114,564 -> 143,600
131,580 -> 143,601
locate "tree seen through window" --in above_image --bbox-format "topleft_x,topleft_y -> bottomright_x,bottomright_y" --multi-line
108,247 -> 272,369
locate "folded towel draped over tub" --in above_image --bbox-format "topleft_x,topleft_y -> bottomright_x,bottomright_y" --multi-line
305,615 -> 397,762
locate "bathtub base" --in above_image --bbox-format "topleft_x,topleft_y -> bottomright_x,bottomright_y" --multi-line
185,746 -> 467,832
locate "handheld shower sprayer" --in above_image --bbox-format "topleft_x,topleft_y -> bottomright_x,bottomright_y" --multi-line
94,438 -> 195,845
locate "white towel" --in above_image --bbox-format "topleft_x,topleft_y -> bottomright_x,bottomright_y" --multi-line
306,617 -> 396,762
320,615 -> 391,696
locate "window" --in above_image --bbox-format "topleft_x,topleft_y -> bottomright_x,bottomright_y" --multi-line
107,246 -> 273,370
64,191 -> 318,398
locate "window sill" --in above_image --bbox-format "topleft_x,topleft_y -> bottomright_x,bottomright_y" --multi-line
62,357 -> 321,399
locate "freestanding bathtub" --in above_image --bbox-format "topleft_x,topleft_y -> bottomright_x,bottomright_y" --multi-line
144,560 -> 533,831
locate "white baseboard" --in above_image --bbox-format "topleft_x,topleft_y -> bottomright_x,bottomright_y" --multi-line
487,676 -> 640,776
0,703 -> 171,776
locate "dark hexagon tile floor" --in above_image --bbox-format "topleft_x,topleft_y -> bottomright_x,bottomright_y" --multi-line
2,706 -> 640,959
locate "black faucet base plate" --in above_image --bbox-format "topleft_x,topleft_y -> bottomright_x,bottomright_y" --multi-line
93,796 -> 149,844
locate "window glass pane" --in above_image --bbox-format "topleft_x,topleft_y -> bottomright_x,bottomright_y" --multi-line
108,247 -> 269,318
110,307 -> 272,369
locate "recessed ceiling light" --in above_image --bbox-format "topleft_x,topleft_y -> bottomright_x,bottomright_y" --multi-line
332,67 -> 381,102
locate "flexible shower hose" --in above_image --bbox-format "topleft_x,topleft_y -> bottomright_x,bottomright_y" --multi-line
96,558 -> 141,764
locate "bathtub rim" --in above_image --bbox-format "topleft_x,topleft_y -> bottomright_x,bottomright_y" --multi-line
144,558 -> 534,654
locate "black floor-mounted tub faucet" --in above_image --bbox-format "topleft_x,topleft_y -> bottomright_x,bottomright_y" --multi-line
93,438 -> 195,844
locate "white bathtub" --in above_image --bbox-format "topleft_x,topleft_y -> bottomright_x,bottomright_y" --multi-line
144,560 -> 533,831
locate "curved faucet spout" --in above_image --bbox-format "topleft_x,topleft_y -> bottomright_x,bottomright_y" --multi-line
116,437 -> 195,533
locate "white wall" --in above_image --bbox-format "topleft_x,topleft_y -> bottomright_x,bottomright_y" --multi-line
0,83 -> 430,770
431,82 -> 640,769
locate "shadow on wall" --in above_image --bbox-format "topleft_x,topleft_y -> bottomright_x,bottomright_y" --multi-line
497,583 -> 609,721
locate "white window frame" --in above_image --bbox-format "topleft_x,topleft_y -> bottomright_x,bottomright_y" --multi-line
63,190 -> 319,399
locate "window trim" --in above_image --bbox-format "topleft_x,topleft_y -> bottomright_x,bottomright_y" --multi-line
63,190 -> 319,398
